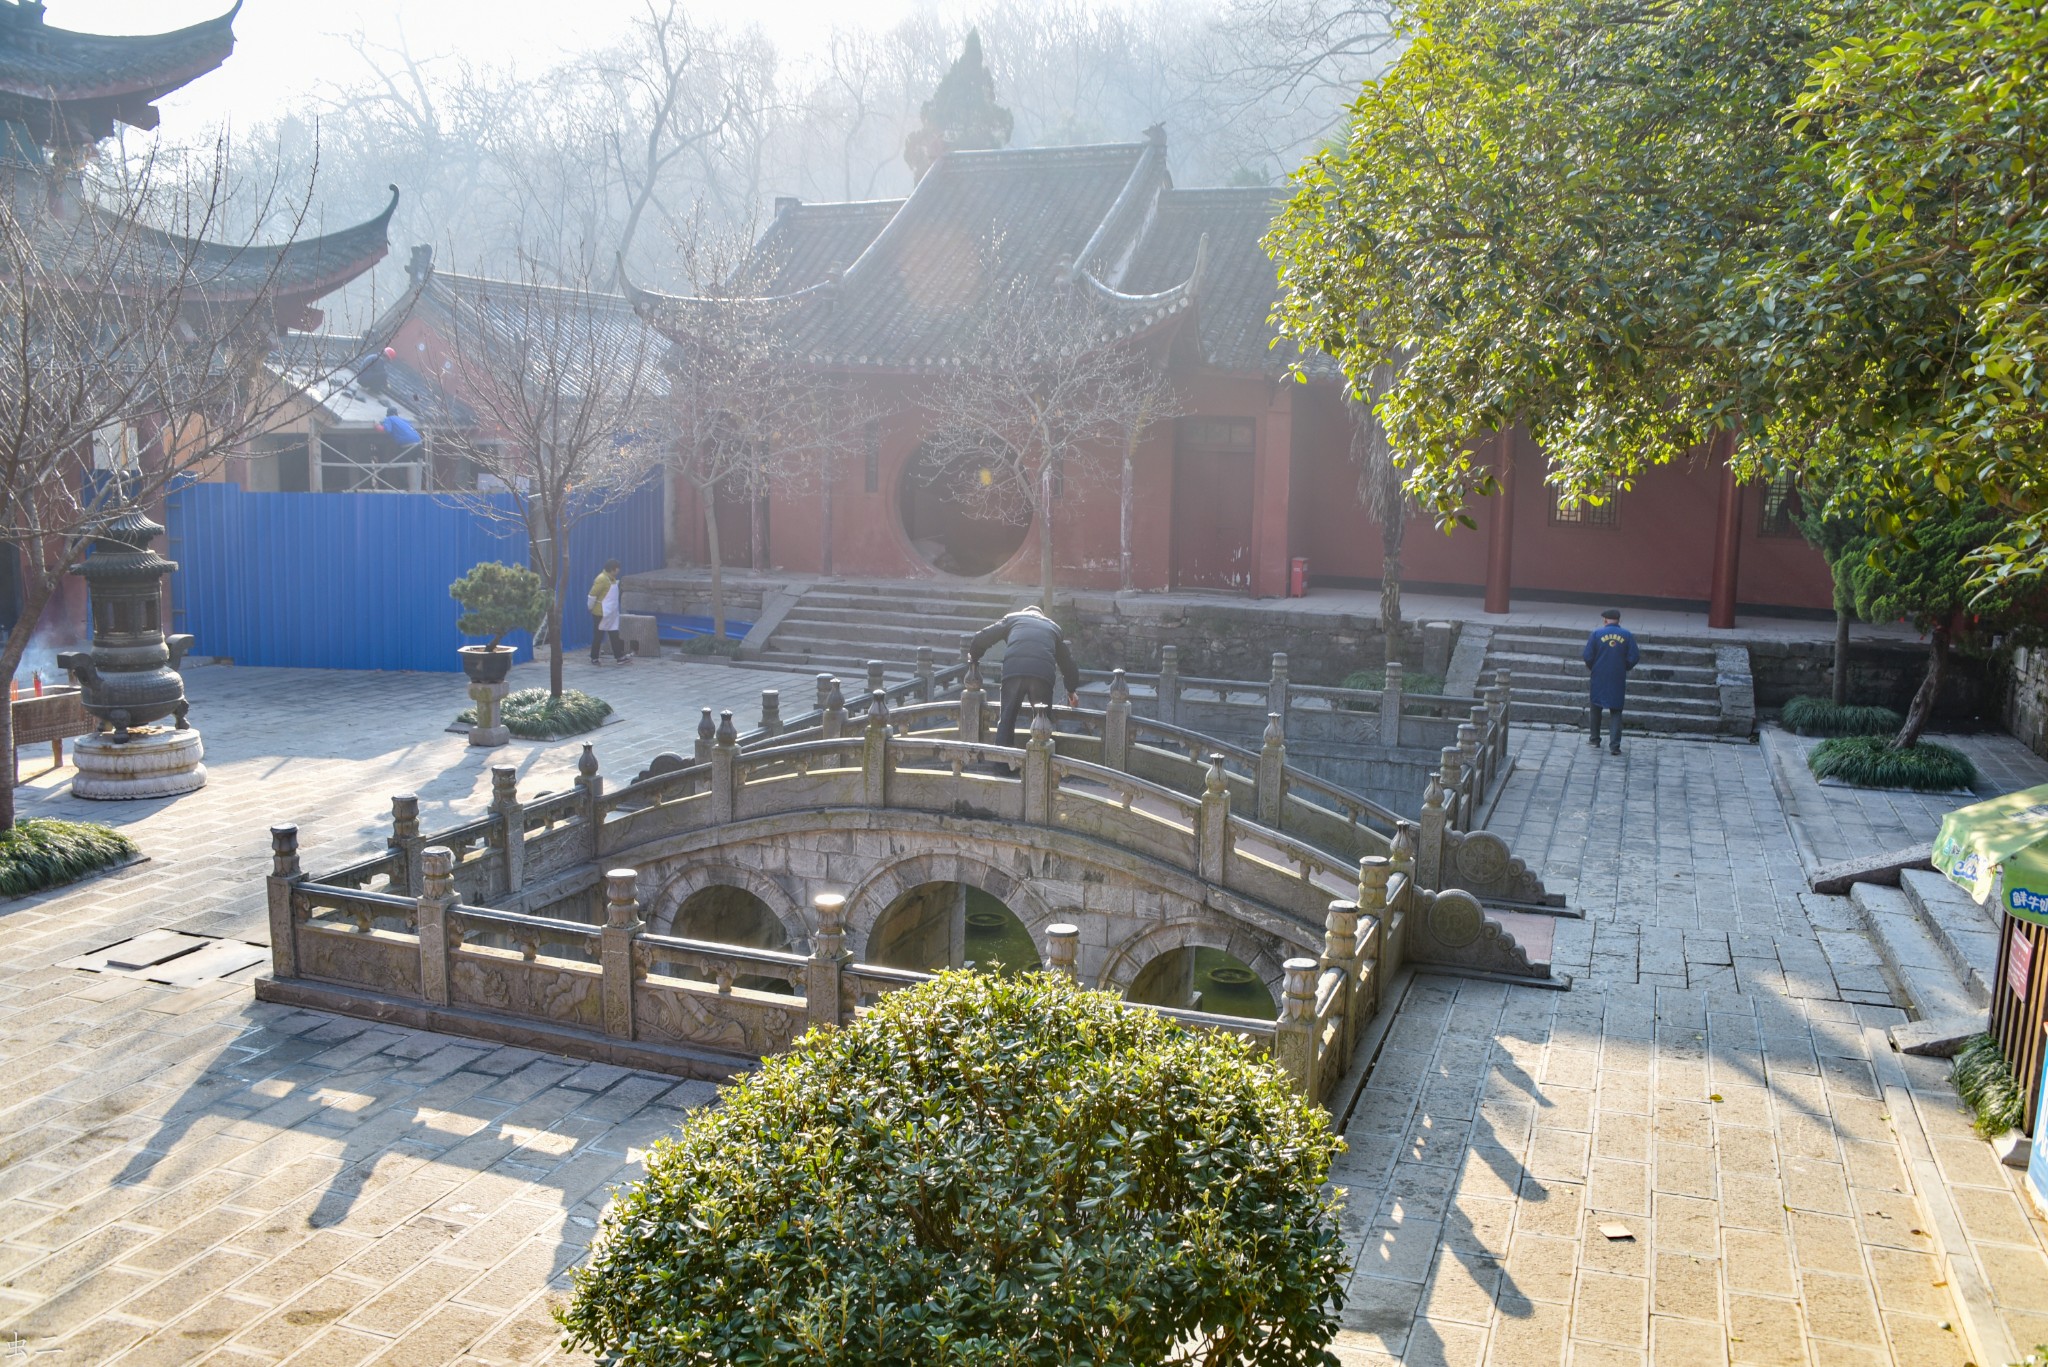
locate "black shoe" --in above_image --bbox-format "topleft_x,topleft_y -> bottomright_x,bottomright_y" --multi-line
1610,744 -> 1622,755
1587,735 -> 1601,746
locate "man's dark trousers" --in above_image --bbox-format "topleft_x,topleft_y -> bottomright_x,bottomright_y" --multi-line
590,629 -> 625,663
996,675 -> 1052,747
1589,705 -> 1622,750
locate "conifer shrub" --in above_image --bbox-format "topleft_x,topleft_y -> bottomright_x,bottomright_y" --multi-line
1806,735 -> 1977,791
1780,695 -> 1903,738
559,970 -> 1350,1365
0,818 -> 137,897
457,687 -> 611,739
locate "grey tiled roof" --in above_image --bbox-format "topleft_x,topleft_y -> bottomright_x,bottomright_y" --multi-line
417,270 -> 673,399
752,199 -> 902,295
0,1 -> 237,146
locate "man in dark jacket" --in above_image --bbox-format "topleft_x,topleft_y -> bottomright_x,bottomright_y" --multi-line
1581,608 -> 1640,754
967,605 -> 1081,747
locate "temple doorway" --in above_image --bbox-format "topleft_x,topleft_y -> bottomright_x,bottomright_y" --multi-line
1170,417 -> 1255,591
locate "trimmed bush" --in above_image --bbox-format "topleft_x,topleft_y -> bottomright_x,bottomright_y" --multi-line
559,971 -> 1349,1366
1780,695 -> 1903,737
1952,1034 -> 2025,1139
457,688 -> 612,740
449,561 -> 549,650
0,818 -> 137,897
1807,735 -> 1977,791
1342,667 -> 1445,695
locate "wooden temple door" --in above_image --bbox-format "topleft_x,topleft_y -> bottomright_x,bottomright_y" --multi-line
1170,417 -> 1256,591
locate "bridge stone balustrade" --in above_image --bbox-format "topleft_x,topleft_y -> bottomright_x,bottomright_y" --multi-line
257,705 -> 1568,1096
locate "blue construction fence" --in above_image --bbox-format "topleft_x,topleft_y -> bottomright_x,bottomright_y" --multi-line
165,481 -> 665,672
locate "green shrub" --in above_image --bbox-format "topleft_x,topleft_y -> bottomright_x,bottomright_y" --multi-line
677,634 -> 741,657
1807,735 -> 1977,791
449,561 -> 549,650
1952,1034 -> 2025,1139
1341,667 -> 1445,695
559,971 -> 1349,1366
457,687 -> 611,739
0,819 -> 137,897
1780,695 -> 1903,737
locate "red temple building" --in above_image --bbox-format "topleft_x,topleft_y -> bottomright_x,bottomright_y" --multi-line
630,124 -> 1835,623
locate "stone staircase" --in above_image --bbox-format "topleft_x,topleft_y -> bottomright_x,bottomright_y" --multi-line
1849,869 -> 2000,1029
754,581 -> 1037,675
1478,624 -> 1754,737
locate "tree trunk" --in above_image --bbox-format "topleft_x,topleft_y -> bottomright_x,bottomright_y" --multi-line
1381,510 -> 1406,666
1892,625 -> 1949,750
1830,572 -> 1853,706
702,485 -> 726,641
1119,441 -> 1133,593
1038,464 -> 1055,610
548,498 -> 566,699
1,564 -> 68,828
750,483 -> 766,572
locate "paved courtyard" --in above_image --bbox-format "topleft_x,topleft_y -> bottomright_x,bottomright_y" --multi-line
2,661 -> 2046,1365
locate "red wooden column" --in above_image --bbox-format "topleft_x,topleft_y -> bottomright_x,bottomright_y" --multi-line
1483,430 -> 1515,614
1708,430 -> 1742,629
1249,387 -> 1294,598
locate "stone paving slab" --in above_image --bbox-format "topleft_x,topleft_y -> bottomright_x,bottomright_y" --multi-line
0,654 -> 809,1365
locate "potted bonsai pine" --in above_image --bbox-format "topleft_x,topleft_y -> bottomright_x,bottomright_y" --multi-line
450,561 -> 548,684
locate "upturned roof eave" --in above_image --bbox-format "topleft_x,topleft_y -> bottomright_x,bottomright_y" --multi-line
0,1 -> 240,104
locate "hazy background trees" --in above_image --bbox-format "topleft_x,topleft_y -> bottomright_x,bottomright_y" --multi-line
189,0 -> 1394,313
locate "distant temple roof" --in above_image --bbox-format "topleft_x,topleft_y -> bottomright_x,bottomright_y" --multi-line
0,1 -> 239,151
630,128 -> 1324,379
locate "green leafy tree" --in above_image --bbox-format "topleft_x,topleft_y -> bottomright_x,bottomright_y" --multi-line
560,971 -> 1350,1366
449,561 -> 550,652
1826,510 -> 2045,747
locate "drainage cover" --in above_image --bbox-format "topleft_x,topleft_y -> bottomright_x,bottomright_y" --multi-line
61,930 -> 267,988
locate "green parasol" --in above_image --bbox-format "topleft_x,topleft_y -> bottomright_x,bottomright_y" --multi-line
1933,783 -> 2048,928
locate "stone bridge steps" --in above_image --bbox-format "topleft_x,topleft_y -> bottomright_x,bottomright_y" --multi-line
1481,625 -> 1750,737
759,582 -> 1035,673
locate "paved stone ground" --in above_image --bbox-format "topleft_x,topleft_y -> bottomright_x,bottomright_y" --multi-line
7,665 -> 2048,1365
1758,725 -> 2048,879
0,655 -> 810,1366
1325,730 -> 2048,1366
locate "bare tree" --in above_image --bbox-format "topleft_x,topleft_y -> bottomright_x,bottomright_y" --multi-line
0,142 -> 373,827
1190,0 -> 1404,174
633,222 -> 872,639
432,244 -> 666,699
920,272 -> 1176,608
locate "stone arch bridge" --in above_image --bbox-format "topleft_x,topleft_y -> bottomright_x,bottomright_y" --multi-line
257,676 -> 1566,1103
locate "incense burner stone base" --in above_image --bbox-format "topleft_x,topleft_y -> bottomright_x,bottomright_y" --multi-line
71,728 -> 206,800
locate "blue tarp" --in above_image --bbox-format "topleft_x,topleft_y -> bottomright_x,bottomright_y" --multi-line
656,613 -> 751,641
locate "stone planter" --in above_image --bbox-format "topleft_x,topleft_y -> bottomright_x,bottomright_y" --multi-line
459,645 -> 515,685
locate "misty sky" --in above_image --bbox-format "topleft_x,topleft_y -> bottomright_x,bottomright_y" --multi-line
58,0 -> 927,134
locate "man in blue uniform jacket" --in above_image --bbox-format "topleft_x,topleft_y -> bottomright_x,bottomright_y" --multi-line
1581,608 -> 1640,754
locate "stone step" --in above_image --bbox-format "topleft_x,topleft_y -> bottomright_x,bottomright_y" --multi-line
800,584 -> 1029,610
772,621 -> 986,652
1898,869 -> 1998,1010
1508,687 -> 1723,720
1506,696 -> 1729,735
781,606 -> 998,634
1487,635 -> 1719,668
1494,670 -> 1726,706
1849,883 -> 1986,1023
1488,650 -> 1722,687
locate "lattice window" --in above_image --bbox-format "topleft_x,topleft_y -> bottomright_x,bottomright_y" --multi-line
1550,477 -> 1621,526
1760,474 -> 1803,536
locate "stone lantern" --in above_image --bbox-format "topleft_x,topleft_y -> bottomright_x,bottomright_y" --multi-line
56,506 -> 206,798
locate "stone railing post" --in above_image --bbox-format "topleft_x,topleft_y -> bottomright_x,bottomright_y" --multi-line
1044,923 -> 1080,979
1158,645 -> 1180,726
815,673 -> 835,716
694,707 -> 716,763
267,824 -> 303,978
1386,830 -> 1414,976
1321,897 -> 1362,1071
1457,722 -> 1482,829
1491,668 -> 1514,769
916,646 -> 935,701
959,656 -> 986,745
822,681 -> 847,740
1256,713 -> 1286,828
576,744 -> 604,860
1355,857 -> 1391,1014
1023,706 -> 1055,824
601,868 -> 641,1041
1273,957 -> 1321,1096
416,846 -> 457,1007
1380,659 -> 1405,745
1416,777 -> 1447,892
806,892 -> 850,1031
388,794 -> 423,895
866,660 -> 887,697
711,711 -> 739,824
864,691 -> 891,806
490,764 -> 524,896
1198,753 -> 1232,884
759,689 -> 782,738
1103,669 -> 1132,771
1437,745 -> 1465,830
1268,652 -> 1291,732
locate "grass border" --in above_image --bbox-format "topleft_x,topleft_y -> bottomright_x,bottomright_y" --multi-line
1806,734 -> 1978,791
0,818 -> 139,898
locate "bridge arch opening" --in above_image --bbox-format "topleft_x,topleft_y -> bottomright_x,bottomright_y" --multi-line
1125,947 -> 1276,1021
662,884 -> 795,996
869,882 -> 1038,976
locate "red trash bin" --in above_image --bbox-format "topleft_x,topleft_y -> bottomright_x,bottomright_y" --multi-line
1288,557 -> 1310,598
